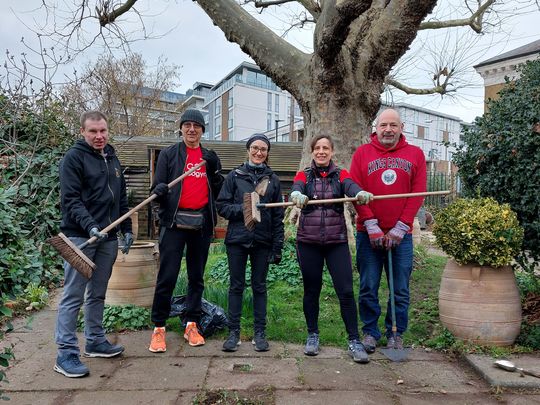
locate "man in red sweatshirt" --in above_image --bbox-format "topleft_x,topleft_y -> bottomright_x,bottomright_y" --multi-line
350,108 -> 426,353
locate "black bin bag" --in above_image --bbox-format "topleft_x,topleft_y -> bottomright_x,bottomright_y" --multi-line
169,295 -> 228,337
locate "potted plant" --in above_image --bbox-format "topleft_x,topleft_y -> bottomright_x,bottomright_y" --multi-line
433,197 -> 524,346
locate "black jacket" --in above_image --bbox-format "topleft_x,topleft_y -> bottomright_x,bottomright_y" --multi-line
216,162 -> 284,253
59,140 -> 132,239
151,142 -> 224,235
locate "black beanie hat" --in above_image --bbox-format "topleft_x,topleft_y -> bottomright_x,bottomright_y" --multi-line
246,133 -> 271,152
180,109 -> 205,132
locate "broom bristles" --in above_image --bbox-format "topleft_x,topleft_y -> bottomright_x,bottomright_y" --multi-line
47,233 -> 95,279
243,192 -> 261,231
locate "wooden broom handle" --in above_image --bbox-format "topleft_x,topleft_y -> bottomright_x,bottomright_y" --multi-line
257,190 -> 450,208
82,160 -> 206,247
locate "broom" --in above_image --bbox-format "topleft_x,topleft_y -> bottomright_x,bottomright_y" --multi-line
47,160 -> 206,279
243,190 -> 450,230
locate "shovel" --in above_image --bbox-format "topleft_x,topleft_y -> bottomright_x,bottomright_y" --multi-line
494,360 -> 540,378
380,249 -> 410,362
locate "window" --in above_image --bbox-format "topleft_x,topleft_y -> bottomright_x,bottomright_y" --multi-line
215,99 -> 221,115
442,130 -> 449,143
417,125 -> 425,139
228,118 -> 233,129
267,93 -> 272,111
275,94 -> 279,113
228,94 -> 233,108
215,117 -> 221,135
267,113 -> 272,130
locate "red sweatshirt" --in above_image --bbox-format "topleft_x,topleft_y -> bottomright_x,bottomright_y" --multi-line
350,133 -> 426,233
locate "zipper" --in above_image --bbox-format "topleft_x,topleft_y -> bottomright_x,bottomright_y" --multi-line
170,155 -> 188,228
103,154 -> 114,227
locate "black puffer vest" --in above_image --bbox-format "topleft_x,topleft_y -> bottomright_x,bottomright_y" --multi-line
297,162 -> 347,245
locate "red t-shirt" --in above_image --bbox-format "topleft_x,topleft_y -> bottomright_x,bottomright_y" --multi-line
178,146 -> 208,209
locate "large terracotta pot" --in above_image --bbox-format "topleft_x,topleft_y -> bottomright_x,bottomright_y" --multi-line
438,259 -> 522,346
106,241 -> 159,307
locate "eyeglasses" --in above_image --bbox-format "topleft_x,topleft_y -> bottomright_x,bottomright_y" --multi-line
250,146 -> 268,154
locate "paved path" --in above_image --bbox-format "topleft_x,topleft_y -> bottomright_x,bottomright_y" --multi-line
2,304 -> 540,404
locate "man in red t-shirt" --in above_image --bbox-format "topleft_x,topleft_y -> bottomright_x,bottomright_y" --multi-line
350,108 -> 426,353
148,109 -> 224,352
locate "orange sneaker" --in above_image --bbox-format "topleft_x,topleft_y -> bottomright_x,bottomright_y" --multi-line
184,322 -> 205,346
149,327 -> 166,353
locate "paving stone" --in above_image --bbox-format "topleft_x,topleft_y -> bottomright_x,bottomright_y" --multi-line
102,356 -> 209,391
71,389 -> 193,404
0,391 -> 76,405
275,389 -> 394,404
385,359 -> 484,393
206,357 -> 301,390
299,358 -> 395,391
466,354 -> 540,389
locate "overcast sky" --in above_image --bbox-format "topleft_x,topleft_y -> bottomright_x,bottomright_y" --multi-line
1,1 -> 539,123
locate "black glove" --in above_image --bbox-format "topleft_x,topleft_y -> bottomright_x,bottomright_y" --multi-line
152,183 -> 169,197
121,232 -> 134,254
89,227 -> 108,242
202,149 -> 219,174
268,252 -> 282,265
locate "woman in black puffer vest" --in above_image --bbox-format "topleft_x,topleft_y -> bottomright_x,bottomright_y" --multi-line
216,134 -> 284,353
290,134 -> 372,363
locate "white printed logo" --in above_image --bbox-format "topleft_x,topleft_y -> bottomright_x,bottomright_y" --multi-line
186,162 -> 207,179
381,169 -> 397,185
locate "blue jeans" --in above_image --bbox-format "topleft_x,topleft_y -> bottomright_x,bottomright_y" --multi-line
55,237 -> 118,356
356,232 -> 413,340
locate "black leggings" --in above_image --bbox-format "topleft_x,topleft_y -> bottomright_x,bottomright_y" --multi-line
297,241 -> 359,340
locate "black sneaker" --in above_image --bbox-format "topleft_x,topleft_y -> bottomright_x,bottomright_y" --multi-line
303,333 -> 320,356
54,353 -> 89,378
84,340 -> 124,358
251,330 -> 269,352
222,330 -> 241,352
361,334 -> 377,354
348,339 -> 369,364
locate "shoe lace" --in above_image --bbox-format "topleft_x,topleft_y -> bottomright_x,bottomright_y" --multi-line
67,354 -> 83,366
306,334 -> 318,346
349,339 -> 364,352
153,329 -> 165,343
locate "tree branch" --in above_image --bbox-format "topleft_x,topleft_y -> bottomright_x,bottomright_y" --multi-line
97,0 -> 139,27
385,76 -> 456,96
314,0 -> 371,63
196,0 -> 310,100
419,0 -> 496,33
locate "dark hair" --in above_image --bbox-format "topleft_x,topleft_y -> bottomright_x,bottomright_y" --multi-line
80,110 -> 108,128
310,134 -> 334,152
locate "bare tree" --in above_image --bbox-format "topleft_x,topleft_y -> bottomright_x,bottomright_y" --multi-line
60,52 -> 181,138
34,1 -> 540,166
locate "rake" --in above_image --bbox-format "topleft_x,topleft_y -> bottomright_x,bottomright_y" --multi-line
47,160 -> 206,279
243,190 -> 450,230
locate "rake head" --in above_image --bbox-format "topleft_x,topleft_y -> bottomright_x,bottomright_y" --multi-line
243,191 -> 261,231
47,233 -> 95,279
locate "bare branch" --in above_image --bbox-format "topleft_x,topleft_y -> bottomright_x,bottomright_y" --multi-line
420,0 -> 496,33
241,0 -> 321,19
96,0 -> 139,26
385,77 -> 456,96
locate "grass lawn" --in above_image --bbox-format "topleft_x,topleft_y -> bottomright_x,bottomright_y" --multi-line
167,243 -> 448,350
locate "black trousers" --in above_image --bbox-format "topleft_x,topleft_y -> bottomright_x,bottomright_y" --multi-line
151,225 -> 212,327
226,244 -> 270,332
297,241 -> 360,340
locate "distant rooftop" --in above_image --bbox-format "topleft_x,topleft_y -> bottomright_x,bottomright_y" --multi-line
474,39 -> 540,68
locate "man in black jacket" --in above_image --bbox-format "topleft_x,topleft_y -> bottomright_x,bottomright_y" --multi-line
148,109 -> 224,352
54,111 -> 132,378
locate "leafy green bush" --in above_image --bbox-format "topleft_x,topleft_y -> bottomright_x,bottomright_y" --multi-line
78,304 -> 151,332
0,301 -> 14,400
207,239 -> 303,287
433,197 -> 524,267
452,59 -> 540,264
0,92 -> 73,297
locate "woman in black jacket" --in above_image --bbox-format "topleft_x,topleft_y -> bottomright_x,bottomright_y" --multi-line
216,134 -> 284,352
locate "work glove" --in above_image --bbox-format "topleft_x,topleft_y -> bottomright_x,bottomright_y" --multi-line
290,191 -> 309,209
89,227 -> 108,242
202,149 -> 219,174
385,220 -> 410,250
268,251 -> 282,265
121,232 -> 134,254
364,219 -> 384,249
355,191 -> 373,205
152,183 -> 169,197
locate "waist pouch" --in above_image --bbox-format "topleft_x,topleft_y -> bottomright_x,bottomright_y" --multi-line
175,209 -> 204,230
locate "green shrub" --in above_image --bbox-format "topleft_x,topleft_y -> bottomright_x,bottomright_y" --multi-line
77,304 -> 151,332
452,59 -> 540,264
433,197 -> 523,267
